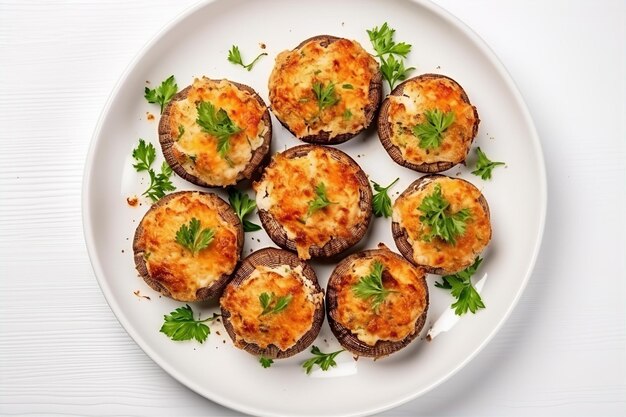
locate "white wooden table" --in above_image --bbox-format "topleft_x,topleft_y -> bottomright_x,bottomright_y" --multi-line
1,1 -> 624,416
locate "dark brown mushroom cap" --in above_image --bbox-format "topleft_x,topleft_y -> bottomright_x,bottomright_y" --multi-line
220,247 -> 325,359
158,79 -> 272,188
270,35 -> 383,145
391,174 -> 491,275
257,144 -> 373,259
326,246 -> 429,358
132,191 -> 244,301
377,73 -> 480,173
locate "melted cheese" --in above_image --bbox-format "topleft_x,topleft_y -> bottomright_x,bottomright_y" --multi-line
393,177 -> 491,272
387,77 -> 477,164
334,252 -> 427,346
220,265 -> 323,351
268,38 -> 379,139
254,147 -> 365,259
137,192 -> 239,301
167,77 -> 268,186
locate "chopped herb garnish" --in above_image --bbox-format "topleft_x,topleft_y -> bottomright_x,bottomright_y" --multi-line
471,147 -> 505,180
306,182 -> 336,218
418,184 -> 471,244
371,177 -> 399,218
196,101 -> 242,160
435,257 -> 485,315
144,75 -> 178,114
177,125 -> 185,139
175,218 -> 215,256
132,138 -> 156,172
302,346 -> 345,374
259,356 -> 274,368
311,81 -> 340,119
367,23 -> 415,89
160,305 -> 219,343
352,260 -> 397,312
259,292 -> 293,316
343,108 -> 353,120
228,188 -> 261,232
227,45 -> 267,71
342,83 -> 354,89
412,109 -> 455,149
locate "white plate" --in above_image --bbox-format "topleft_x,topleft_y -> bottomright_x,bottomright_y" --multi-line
82,0 -> 546,415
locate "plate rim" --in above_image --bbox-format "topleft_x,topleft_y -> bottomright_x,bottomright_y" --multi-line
81,0 -> 547,415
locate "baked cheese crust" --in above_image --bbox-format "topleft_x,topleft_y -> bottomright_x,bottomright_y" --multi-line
268,37 -> 379,139
166,77 -> 268,186
220,265 -> 323,351
333,251 -> 427,346
135,192 -> 240,301
254,146 -> 367,259
386,75 -> 477,164
393,176 -> 491,272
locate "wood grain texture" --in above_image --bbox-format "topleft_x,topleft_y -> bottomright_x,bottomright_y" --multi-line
1,0 -> 625,416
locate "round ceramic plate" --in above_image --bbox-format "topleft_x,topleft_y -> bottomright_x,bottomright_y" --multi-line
82,0 -> 546,415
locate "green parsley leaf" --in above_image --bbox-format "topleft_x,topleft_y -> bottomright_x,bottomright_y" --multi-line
144,75 -> 178,114
177,125 -> 185,139
132,138 -> 156,172
471,147 -> 505,180
435,257 -> 485,315
418,184 -> 471,244
312,81 -> 340,114
306,182 -> 337,218
342,83 -> 354,89
371,177 -> 399,218
196,101 -> 242,160
259,356 -> 274,368
343,108 -> 353,120
228,188 -> 261,232
352,260 -> 397,312
227,45 -> 268,71
301,346 -> 345,374
367,22 -> 413,57
412,109 -> 455,149
159,305 -> 219,343
143,161 -> 176,202
379,54 -> 415,90
367,23 -> 415,90
259,292 -> 293,316
175,218 -> 215,256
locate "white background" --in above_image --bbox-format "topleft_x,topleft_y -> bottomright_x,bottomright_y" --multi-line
0,0 -> 624,416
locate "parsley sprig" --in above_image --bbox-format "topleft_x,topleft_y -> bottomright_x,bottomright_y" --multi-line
144,75 -> 178,114
302,346 -> 345,374
352,260 -> 397,312
259,292 -> 292,316
175,218 -> 215,256
372,177 -> 399,218
196,101 -> 242,161
472,147 -> 505,180
160,305 -> 220,343
367,23 -> 415,90
309,81 -> 340,122
419,184 -> 471,244
413,109 -> 455,149
227,45 -> 267,71
306,182 -> 337,219
435,257 -> 485,315
228,188 -> 261,232
131,139 -> 176,202
259,356 -> 274,368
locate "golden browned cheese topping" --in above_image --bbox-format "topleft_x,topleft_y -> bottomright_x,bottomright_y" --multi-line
268,38 -> 379,139
393,177 -> 491,272
221,265 -> 323,351
254,148 -> 365,259
167,77 -> 268,186
334,252 -> 427,345
137,193 -> 239,301
387,77 -> 477,164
